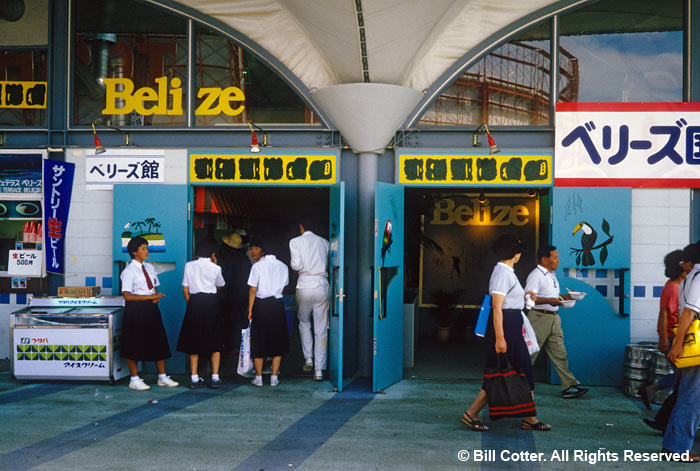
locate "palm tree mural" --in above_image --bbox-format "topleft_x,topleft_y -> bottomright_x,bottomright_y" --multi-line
120,218 -> 166,253
132,221 -> 145,235
144,218 -> 156,234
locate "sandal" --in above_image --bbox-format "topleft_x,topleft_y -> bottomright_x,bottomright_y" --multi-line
460,412 -> 489,432
520,420 -> 551,431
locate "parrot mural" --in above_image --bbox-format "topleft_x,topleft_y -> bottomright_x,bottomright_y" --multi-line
380,219 -> 392,266
378,219 -> 398,318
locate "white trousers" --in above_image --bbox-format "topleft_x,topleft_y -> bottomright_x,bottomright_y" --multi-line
296,285 -> 330,370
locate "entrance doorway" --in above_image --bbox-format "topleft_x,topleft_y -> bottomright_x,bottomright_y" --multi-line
403,188 -> 549,380
192,185 -> 330,260
191,184 -> 348,390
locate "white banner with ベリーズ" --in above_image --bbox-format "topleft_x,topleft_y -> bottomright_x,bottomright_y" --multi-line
555,102 -> 700,187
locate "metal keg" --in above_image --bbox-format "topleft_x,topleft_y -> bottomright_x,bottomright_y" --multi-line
624,364 -> 649,381
649,372 -> 672,404
623,343 -> 656,397
624,343 -> 655,368
650,350 -> 674,375
623,378 -> 647,398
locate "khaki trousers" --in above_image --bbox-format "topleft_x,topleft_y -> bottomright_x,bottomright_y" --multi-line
527,309 -> 578,390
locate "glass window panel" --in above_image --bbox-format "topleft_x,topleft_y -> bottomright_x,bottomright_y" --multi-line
0,0 -> 48,47
0,0 -> 48,127
0,51 -> 47,126
558,0 -> 683,103
195,27 -> 319,126
73,0 -> 187,127
418,22 -> 551,127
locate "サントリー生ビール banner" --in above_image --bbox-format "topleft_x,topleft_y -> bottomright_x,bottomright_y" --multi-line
555,102 -> 700,187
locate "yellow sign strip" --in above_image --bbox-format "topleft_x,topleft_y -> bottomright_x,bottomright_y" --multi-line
0,81 -> 47,109
190,153 -> 336,184
399,154 -> 552,185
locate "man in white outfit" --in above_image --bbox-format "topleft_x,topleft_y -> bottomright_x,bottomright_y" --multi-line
289,218 -> 329,381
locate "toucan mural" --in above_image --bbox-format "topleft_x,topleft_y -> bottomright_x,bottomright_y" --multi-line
571,218 -> 614,266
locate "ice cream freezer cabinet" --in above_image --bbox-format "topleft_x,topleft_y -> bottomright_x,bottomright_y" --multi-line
10,297 -> 129,382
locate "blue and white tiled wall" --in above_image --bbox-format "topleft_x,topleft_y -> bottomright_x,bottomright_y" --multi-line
0,149 -> 188,360
629,189 -> 690,343
564,268 -> 624,314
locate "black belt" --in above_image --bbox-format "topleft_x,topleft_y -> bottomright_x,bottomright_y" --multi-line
531,308 -> 558,315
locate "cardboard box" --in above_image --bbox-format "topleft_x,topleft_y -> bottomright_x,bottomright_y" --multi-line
57,286 -> 101,297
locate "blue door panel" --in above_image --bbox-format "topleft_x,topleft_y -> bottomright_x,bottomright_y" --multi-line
329,182 -> 345,391
556,277 -> 629,386
113,184 -> 188,374
551,187 -> 631,386
373,182 -> 404,392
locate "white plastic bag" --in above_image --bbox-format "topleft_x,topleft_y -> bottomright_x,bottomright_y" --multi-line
237,321 -> 254,377
521,312 -> 540,356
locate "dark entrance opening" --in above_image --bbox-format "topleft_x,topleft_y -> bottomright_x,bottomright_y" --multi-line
192,185 -> 330,377
403,188 -> 549,381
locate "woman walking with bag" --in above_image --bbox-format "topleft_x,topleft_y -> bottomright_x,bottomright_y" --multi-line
461,234 -> 550,432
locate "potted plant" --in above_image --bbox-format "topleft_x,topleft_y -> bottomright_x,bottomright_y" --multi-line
430,289 -> 463,342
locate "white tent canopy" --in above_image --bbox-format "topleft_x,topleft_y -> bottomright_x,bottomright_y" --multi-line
163,0 -> 568,91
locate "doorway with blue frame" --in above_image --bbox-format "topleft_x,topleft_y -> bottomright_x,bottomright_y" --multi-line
402,187 -> 550,382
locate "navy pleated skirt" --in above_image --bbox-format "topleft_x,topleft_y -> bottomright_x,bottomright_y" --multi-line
177,292 -> 224,355
120,300 -> 171,361
483,308 -> 534,390
250,296 -> 289,358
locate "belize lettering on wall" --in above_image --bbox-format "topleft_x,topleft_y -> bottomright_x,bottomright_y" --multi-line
397,151 -> 552,185
555,102 -> 700,187
420,194 -> 538,307
102,76 -> 245,116
189,151 -> 338,184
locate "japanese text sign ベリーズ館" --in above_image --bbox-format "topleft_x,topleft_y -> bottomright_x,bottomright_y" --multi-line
397,151 -> 552,186
86,150 -> 165,189
555,102 -> 700,187
189,151 -> 338,184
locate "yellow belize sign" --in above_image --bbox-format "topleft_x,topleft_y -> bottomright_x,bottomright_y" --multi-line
102,76 -> 245,116
0,81 -> 47,109
398,153 -> 552,185
189,153 -> 337,184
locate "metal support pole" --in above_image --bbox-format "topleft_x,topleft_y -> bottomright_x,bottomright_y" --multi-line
357,151 -> 377,377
